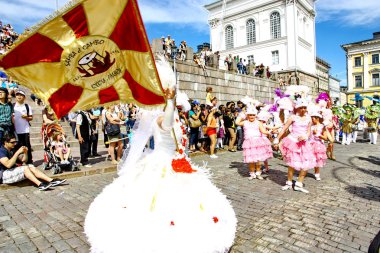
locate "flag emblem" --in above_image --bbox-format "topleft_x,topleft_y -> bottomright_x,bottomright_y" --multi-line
0,0 -> 165,118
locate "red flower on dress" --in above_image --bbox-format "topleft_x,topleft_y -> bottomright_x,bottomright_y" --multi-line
176,119 -> 179,123
170,221 -> 175,226
179,149 -> 184,154
213,217 -> 219,223
171,157 -> 197,173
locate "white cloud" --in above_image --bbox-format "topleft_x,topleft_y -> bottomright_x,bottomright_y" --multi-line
0,0 -> 211,33
316,0 -> 380,26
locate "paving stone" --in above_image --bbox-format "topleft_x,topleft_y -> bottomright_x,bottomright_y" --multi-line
66,237 -> 84,249
52,240 -> 71,252
0,142 -> 379,252
17,242 -> 38,253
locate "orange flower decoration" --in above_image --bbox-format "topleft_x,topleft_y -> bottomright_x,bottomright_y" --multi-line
213,217 -> 219,223
171,157 -> 197,173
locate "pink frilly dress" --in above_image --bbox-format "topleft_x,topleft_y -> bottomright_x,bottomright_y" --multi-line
310,124 -> 327,168
280,116 -> 316,170
243,120 -> 273,163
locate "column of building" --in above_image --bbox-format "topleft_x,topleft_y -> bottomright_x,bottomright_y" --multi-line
363,52 -> 370,89
347,54 -> 353,91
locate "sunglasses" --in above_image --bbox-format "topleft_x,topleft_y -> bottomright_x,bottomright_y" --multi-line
9,141 -> 17,144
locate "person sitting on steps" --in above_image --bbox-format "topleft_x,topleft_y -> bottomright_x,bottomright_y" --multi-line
0,133 -> 66,191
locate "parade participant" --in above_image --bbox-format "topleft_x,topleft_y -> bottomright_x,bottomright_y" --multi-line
365,104 -> 380,145
236,107 -> 273,180
316,92 -> 335,160
84,57 -> 237,253
341,105 -> 354,145
257,110 -> 279,173
278,98 -> 316,193
351,107 -> 362,143
310,111 -> 333,181
332,106 -> 341,143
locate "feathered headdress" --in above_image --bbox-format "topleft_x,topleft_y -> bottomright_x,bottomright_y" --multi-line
316,92 -> 330,103
285,85 -> 310,98
155,54 -> 176,90
241,96 -> 261,107
274,88 -> 290,99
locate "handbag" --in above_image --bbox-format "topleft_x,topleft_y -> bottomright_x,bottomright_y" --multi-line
189,117 -> 202,128
105,122 -> 120,136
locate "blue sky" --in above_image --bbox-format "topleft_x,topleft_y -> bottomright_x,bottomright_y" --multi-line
1,0 -> 380,87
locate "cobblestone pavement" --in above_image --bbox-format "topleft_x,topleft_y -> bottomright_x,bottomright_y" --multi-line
0,142 -> 379,253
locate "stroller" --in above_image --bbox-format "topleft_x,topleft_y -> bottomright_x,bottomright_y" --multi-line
41,123 -> 80,174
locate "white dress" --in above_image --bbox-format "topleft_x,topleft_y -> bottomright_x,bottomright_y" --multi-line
84,115 -> 237,253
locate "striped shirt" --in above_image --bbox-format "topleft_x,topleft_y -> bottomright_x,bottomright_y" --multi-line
0,102 -> 13,129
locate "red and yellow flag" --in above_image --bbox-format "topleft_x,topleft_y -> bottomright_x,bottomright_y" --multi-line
0,0 -> 165,118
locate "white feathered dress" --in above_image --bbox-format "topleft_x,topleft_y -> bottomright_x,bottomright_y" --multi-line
84,115 -> 237,253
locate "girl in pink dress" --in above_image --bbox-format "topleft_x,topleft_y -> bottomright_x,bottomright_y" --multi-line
258,110 -> 280,173
236,107 -> 273,180
310,112 -> 333,181
278,99 -> 316,193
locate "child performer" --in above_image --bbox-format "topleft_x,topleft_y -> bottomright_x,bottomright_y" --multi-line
236,107 -> 273,180
278,99 -> 316,193
365,105 -> 379,145
341,105 -> 354,145
310,112 -> 334,181
258,110 -> 280,173
51,132 -> 71,164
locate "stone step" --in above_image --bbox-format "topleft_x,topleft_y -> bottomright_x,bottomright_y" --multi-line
31,138 -> 107,150
30,136 -> 105,144
30,125 -> 73,133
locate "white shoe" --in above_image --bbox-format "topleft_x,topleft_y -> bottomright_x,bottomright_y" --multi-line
282,181 -> 292,190
294,182 -> 309,193
256,172 -> 264,180
248,173 -> 256,180
210,154 -> 218,159
315,174 -> 321,181
84,164 -> 92,168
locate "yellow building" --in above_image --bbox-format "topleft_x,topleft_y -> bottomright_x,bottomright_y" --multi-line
342,32 -> 380,107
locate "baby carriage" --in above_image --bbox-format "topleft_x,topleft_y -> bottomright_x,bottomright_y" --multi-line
41,123 -> 79,174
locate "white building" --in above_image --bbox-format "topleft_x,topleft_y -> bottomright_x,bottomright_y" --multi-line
329,75 -> 341,105
205,0 -> 317,74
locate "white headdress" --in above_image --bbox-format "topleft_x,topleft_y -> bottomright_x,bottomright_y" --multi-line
295,98 -> 309,109
246,106 -> 258,115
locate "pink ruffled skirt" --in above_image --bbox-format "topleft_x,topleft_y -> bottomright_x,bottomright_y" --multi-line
243,137 -> 273,163
280,136 -> 316,170
311,141 -> 327,168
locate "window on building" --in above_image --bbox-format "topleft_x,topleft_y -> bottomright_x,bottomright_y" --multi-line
272,50 -> 279,65
247,55 -> 254,64
270,12 -> 281,39
355,75 -> 362,87
354,57 -> 361,67
225,25 -> 234,50
372,54 -> 379,64
372,73 -> 380,86
246,19 -> 256,45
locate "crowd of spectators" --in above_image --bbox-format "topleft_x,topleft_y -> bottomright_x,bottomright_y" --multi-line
0,21 -> 18,55
161,35 -> 188,61
224,54 -> 272,79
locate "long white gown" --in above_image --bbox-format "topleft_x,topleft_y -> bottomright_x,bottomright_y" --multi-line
84,114 -> 237,253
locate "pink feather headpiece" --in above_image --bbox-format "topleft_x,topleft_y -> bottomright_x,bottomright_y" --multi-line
316,92 -> 330,103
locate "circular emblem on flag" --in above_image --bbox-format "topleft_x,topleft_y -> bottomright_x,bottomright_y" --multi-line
62,36 -> 125,91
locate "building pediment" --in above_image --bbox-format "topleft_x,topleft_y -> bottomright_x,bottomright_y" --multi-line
369,68 -> 380,73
